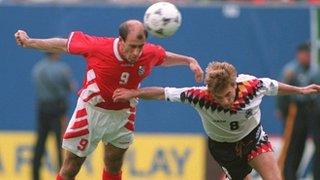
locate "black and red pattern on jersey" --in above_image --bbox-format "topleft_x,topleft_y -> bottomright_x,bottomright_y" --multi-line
180,79 -> 264,114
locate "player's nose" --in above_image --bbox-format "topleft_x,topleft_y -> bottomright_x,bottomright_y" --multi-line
221,99 -> 232,107
133,48 -> 141,56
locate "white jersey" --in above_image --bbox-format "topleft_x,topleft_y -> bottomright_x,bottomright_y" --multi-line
164,74 -> 278,142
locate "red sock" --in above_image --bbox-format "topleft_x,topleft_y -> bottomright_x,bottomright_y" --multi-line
56,174 -> 63,180
102,169 -> 122,180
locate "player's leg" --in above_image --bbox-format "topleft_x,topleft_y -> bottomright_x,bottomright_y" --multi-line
57,150 -> 86,179
32,103 -> 50,180
244,125 -> 281,180
207,137 -> 252,180
102,143 -> 127,180
102,128 -> 133,180
101,107 -> 135,180
57,107 -> 86,179
248,151 -> 281,180
57,98 -> 102,179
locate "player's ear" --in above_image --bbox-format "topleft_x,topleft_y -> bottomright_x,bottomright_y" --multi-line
119,36 -> 125,44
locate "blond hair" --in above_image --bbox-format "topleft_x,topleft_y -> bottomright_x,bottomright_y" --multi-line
205,61 -> 237,93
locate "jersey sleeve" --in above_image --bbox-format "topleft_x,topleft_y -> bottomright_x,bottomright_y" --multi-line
164,87 -> 193,102
259,78 -> 279,96
153,45 -> 166,66
67,31 -> 98,55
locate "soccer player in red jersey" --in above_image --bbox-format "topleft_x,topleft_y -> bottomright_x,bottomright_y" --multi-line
15,20 -> 203,180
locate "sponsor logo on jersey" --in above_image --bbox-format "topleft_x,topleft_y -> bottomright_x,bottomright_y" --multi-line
213,120 -> 226,123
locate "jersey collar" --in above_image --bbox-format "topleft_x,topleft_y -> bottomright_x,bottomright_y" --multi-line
113,38 -> 124,62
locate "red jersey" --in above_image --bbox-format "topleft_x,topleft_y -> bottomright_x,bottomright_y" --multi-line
67,31 -> 165,110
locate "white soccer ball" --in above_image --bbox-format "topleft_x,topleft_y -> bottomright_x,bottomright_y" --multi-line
143,2 -> 182,38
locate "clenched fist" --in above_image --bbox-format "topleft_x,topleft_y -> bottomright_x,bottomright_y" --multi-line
14,30 -> 29,47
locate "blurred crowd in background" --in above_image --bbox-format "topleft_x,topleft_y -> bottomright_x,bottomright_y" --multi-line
1,0 -> 320,5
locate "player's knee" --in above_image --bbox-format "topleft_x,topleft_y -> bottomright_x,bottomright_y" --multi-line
105,148 -> 126,162
104,155 -> 124,173
104,157 -> 123,170
60,161 -> 81,178
60,154 -> 85,178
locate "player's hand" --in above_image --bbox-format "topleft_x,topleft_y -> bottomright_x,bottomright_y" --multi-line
300,84 -> 320,94
14,30 -> 30,47
189,59 -> 204,83
113,88 -> 137,103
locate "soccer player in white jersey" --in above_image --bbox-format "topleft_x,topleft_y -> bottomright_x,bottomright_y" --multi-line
113,61 -> 320,180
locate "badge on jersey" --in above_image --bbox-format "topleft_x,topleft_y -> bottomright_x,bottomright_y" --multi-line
138,66 -> 145,76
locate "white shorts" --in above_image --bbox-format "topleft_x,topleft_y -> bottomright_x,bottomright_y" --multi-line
62,98 -> 135,157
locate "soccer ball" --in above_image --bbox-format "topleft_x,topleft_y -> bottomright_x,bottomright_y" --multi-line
143,2 -> 182,38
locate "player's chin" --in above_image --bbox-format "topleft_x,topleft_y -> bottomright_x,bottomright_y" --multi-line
221,104 -> 232,109
127,59 -> 138,64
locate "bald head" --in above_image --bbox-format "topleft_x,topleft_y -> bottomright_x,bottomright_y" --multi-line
119,19 -> 148,41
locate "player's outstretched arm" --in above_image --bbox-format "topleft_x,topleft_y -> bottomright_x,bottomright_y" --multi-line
278,82 -> 320,95
161,51 -> 204,83
113,87 -> 165,103
14,30 -> 68,53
